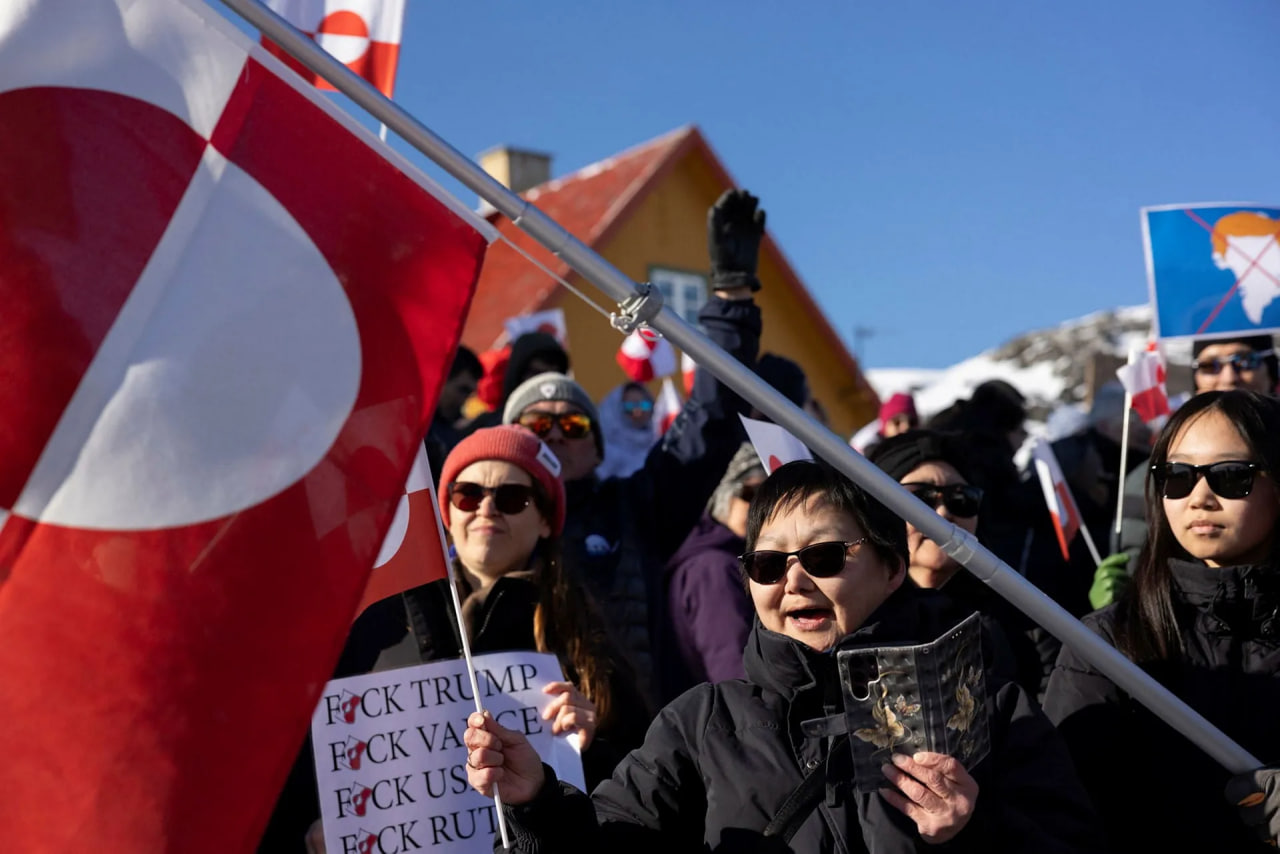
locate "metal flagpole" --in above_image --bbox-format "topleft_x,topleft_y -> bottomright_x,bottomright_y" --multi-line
219,0 -> 1261,777
1113,347 -> 1138,552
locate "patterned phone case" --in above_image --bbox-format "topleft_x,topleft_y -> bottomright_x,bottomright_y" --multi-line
835,611 -> 990,792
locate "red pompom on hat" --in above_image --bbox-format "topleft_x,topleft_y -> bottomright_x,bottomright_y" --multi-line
437,425 -> 566,536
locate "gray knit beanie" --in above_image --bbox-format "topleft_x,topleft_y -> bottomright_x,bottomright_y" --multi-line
502,372 -> 605,460
707,442 -> 767,522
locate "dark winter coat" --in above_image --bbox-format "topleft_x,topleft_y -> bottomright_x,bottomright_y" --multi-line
916,569 -> 1056,702
562,297 -> 761,705
499,589 -> 1105,854
1044,558 -> 1280,852
663,512 -> 753,694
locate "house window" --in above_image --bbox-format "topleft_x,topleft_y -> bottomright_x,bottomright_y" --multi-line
650,267 -> 708,326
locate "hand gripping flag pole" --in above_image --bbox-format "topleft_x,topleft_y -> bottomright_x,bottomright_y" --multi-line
219,0 -> 1260,780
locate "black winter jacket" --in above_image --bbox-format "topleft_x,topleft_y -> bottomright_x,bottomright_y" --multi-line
562,296 -> 760,705
499,589 -> 1105,853
1044,558 -> 1280,853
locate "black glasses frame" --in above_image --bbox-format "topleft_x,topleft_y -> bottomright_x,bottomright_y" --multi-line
1150,461 -> 1264,500
903,483 -> 984,518
1192,350 -> 1274,375
738,539 -> 867,585
448,482 -> 537,515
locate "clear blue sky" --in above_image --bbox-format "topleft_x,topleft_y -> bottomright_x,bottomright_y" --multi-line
224,0 -> 1280,369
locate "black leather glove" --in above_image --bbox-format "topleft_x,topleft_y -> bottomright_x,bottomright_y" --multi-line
1225,765 -> 1280,847
707,188 -> 766,292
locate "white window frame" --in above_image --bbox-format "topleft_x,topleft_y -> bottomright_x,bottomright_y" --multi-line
649,266 -> 708,326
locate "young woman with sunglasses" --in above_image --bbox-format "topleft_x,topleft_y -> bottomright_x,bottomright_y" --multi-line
870,430 -> 1055,699
1044,390 -> 1280,851
462,460 -> 1104,852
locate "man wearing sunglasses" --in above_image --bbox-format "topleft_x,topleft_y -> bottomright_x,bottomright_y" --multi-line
499,189 -> 765,705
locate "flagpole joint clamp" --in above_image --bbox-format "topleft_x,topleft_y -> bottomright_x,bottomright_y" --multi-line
609,282 -> 664,334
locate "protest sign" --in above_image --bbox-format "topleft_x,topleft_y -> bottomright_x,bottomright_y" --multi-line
312,651 -> 585,854
1143,203 -> 1280,339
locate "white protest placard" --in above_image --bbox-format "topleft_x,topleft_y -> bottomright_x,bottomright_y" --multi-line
311,651 -> 585,854
740,414 -> 813,473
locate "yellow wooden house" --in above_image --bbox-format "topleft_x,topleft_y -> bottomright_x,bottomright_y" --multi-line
461,125 -> 879,438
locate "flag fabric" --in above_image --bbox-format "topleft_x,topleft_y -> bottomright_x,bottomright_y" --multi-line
653,377 -> 683,436
617,327 -> 677,382
740,415 -> 814,474
357,445 -> 448,616
504,307 -> 568,348
0,1 -> 490,850
262,0 -> 406,98
681,350 -> 697,395
1030,440 -> 1083,562
1115,344 -> 1172,427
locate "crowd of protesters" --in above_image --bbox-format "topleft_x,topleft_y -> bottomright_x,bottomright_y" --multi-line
275,189 -> 1280,853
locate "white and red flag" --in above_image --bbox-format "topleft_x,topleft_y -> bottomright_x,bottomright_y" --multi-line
740,415 -> 814,474
616,327 -> 677,382
1029,440 -> 1084,562
262,0 -> 406,97
1116,343 -> 1172,427
653,377 -> 683,436
681,350 -> 698,394
0,0 -> 490,850
357,446 -> 448,616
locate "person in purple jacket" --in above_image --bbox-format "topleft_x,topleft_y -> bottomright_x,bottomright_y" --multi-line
662,442 -> 765,696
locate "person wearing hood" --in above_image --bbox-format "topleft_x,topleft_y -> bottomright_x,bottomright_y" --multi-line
595,381 -> 658,481
464,330 -> 570,434
662,442 -> 765,695
499,189 -> 765,705
463,460 -> 1104,852
868,429 -> 1054,699
1044,390 -> 1280,851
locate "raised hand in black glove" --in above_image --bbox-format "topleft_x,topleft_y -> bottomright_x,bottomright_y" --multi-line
1225,765 -> 1280,847
708,188 -> 766,292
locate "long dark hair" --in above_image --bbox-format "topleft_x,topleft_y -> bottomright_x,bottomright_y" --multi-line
1114,390 -> 1280,665
521,482 -> 630,731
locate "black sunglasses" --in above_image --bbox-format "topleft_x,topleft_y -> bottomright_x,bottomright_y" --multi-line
517,411 -> 593,440
448,482 -> 537,515
903,483 -> 983,518
739,539 -> 867,585
1192,350 -> 1273,375
1151,461 -> 1264,500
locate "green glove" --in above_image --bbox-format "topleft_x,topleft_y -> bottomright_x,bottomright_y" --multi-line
1089,552 -> 1132,610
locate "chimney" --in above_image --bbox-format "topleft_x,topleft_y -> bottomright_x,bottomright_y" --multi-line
478,145 -> 552,195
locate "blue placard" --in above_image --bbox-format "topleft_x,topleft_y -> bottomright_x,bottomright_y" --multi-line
1143,203 -> 1280,340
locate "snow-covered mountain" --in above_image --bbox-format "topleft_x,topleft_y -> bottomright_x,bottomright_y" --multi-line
861,304 -> 1193,441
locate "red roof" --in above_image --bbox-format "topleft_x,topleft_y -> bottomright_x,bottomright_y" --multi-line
462,127 -> 691,351
462,126 -> 875,404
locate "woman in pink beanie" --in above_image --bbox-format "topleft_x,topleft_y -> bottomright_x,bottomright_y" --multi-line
428,425 -> 650,787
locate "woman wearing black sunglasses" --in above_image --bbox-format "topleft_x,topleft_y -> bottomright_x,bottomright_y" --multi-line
463,459 -> 1103,852
870,430 -> 1055,699
1044,390 -> 1280,851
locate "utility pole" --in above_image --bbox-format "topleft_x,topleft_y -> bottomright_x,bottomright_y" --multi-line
852,325 -> 876,363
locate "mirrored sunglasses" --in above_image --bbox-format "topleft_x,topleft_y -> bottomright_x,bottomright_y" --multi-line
738,539 -> 867,585
904,483 -> 984,518
517,411 -> 593,440
448,482 -> 536,515
1151,461 -> 1263,500
1192,350 -> 1273,375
